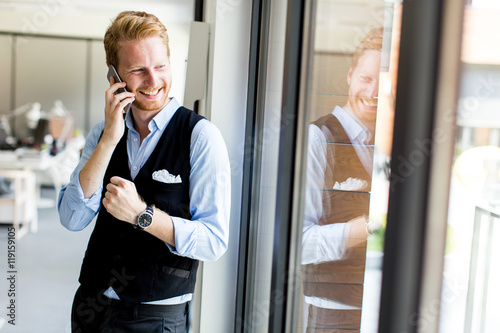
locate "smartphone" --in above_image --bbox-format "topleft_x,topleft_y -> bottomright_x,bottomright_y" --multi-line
107,65 -> 127,94
107,65 -> 130,117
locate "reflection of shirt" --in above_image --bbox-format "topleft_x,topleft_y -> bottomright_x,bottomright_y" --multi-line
302,106 -> 372,265
58,97 -> 231,304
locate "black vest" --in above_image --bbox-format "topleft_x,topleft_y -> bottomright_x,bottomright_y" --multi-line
311,113 -> 372,192
79,107 -> 204,304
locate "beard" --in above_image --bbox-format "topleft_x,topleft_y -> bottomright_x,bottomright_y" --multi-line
132,87 -> 169,112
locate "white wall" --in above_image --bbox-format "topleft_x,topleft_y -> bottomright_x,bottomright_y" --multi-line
199,0 -> 251,332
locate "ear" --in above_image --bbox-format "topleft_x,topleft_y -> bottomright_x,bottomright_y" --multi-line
347,68 -> 353,86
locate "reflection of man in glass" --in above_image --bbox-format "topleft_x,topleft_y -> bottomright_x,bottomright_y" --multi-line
302,27 -> 383,330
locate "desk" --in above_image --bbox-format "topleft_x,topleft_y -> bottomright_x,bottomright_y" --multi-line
0,137 -> 84,196
0,138 -> 84,236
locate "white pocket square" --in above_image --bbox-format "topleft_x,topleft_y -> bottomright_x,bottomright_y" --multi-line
333,177 -> 368,191
152,169 -> 182,184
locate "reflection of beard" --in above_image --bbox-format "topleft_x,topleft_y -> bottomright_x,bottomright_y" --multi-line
348,95 -> 378,111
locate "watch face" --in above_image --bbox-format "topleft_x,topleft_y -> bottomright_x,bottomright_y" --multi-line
138,213 -> 153,228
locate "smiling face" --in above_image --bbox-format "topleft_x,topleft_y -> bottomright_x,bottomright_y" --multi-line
116,37 -> 172,113
345,49 -> 381,128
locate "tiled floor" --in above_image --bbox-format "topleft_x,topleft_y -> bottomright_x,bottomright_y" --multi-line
0,188 -> 92,333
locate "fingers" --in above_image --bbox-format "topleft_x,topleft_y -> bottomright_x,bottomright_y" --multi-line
109,176 -> 124,185
107,76 -> 131,96
107,176 -> 137,196
109,176 -> 132,187
106,78 -> 134,103
102,180 -> 123,214
106,84 -> 135,108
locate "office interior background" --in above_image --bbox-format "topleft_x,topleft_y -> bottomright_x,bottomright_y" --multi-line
0,0 -> 500,332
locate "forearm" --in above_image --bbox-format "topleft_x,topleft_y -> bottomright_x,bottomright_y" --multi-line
58,123 -> 104,230
79,140 -> 116,199
344,215 -> 369,249
144,207 -> 176,246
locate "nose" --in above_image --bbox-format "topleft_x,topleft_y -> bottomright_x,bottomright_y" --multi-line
144,68 -> 158,87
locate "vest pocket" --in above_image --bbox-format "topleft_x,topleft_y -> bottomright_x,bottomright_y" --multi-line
162,266 -> 191,279
149,181 -> 184,216
151,180 -> 182,191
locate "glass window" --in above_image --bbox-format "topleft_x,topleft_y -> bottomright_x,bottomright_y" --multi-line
298,1 -> 401,332
240,1 -> 406,332
442,2 -> 500,332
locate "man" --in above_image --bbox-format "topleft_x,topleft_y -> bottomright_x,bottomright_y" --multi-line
301,27 -> 383,330
58,11 -> 230,332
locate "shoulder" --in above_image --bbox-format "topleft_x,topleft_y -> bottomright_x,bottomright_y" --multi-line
192,119 -> 224,145
308,122 -> 326,143
189,118 -> 229,164
311,112 -> 349,143
312,113 -> 341,129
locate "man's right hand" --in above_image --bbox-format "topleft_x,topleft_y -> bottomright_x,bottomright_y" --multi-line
102,77 -> 135,146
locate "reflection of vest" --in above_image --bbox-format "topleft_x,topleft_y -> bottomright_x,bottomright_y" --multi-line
79,107 -> 204,304
311,113 -> 371,192
310,113 -> 372,225
303,113 -> 373,314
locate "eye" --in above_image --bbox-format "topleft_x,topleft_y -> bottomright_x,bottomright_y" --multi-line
130,68 -> 145,74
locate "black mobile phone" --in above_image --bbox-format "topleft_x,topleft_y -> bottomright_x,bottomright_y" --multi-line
107,65 -> 127,94
107,65 -> 130,118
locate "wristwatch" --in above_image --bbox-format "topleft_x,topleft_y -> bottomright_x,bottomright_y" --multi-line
136,205 -> 154,230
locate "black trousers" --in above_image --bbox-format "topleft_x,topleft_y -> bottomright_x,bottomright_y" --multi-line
71,286 -> 189,333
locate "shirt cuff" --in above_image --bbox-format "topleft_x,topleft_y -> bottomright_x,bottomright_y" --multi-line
301,223 -> 348,264
166,216 -> 197,257
64,180 -> 102,213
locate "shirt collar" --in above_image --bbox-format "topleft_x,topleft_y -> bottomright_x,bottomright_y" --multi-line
125,97 -> 180,132
332,105 -> 372,144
